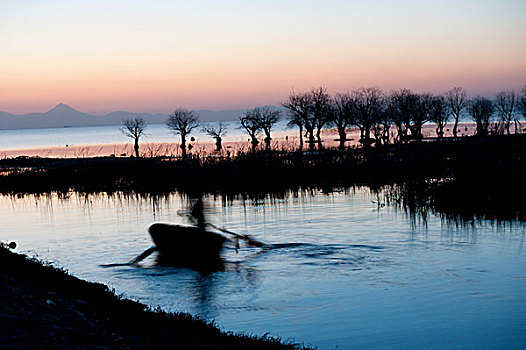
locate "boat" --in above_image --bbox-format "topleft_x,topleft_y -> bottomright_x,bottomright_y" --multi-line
148,223 -> 226,269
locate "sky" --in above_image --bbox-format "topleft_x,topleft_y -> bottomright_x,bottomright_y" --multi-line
1,0 -> 525,115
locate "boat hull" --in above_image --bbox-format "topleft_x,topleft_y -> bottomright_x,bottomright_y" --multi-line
148,223 -> 226,269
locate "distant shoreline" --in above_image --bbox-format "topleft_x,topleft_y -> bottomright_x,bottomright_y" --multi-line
1,123 -> 478,158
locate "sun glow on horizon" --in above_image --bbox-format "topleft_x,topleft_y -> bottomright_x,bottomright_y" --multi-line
1,0 -> 525,114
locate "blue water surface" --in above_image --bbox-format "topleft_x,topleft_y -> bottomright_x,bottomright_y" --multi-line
1,189 -> 524,349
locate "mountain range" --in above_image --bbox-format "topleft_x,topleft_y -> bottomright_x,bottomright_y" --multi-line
0,104 -> 283,130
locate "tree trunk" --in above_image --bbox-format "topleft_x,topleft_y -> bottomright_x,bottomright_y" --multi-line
453,116 -> 459,138
215,137 -> 222,152
264,132 -> 271,151
298,125 -> 304,151
396,125 -> 403,143
307,130 -> 315,150
338,128 -> 346,150
180,137 -> 187,159
382,125 -> 390,145
477,119 -> 490,137
436,125 -> 444,139
316,129 -> 323,149
251,137 -> 258,152
134,138 -> 140,158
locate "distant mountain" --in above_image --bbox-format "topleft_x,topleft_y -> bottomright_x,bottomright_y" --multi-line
0,104 -> 285,130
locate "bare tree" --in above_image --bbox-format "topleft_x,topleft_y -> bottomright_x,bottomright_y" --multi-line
375,108 -> 392,146
429,95 -> 449,139
283,90 -> 316,150
386,90 -> 410,143
446,87 -> 467,138
283,87 -> 330,150
495,90 -> 519,134
310,87 -> 332,149
166,108 -> 200,159
388,89 -> 432,142
349,87 -> 384,146
409,93 -> 433,139
240,110 -> 262,152
120,117 -> 147,158
332,92 -> 353,150
286,114 -> 304,151
468,97 -> 494,137
255,107 -> 281,151
202,122 -> 227,152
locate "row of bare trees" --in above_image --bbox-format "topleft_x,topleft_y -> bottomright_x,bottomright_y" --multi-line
239,107 -> 282,152
121,107 -> 284,157
120,86 -> 526,157
121,109 -> 209,159
283,86 -> 526,150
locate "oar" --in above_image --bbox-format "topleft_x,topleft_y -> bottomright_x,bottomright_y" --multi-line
207,223 -> 266,248
101,245 -> 157,267
129,245 -> 157,264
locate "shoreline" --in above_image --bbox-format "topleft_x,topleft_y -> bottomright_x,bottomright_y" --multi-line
1,133 -> 524,222
0,123 -> 479,159
0,244 -> 308,349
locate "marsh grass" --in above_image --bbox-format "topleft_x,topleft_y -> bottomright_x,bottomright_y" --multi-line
1,134 -> 525,222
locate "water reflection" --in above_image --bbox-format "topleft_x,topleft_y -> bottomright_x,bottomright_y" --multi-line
0,188 -> 525,349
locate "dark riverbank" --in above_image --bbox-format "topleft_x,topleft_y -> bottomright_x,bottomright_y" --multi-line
0,244 -> 308,349
1,134 -> 525,221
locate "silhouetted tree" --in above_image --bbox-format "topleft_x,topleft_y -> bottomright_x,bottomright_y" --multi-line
166,108 -> 200,159
332,92 -> 353,150
388,90 -> 432,141
429,95 -> 449,139
254,107 -> 281,151
387,89 -> 414,143
375,108 -> 392,145
409,93 -> 433,139
286,114 -> 304,151
369,98 -> 391,146
310,87 -> 332,149
349,87 -> 384,147
202,122 -> 227,152
240,110 -> 262,152
521,86 -> 526,122
446,87 -> 467,138
283,90 -> 316,150
495,90 -> 519,134
120,117 -> 147,158
468,96 -> 494,137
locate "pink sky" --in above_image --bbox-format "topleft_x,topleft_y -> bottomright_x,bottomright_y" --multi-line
1,0 -> 525,115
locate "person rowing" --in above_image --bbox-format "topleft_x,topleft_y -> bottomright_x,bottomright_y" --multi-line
102,199 -> 265,268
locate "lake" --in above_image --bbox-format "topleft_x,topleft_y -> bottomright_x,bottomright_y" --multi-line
1,188 -> 525,349
0,121 -> 291,151
0,120 -> 473,155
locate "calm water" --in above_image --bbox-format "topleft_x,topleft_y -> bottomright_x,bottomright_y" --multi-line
1,189 -> 525,349
0,120 -> 292,151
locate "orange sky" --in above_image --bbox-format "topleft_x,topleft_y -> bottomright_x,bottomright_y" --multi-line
1,0 -> 525,115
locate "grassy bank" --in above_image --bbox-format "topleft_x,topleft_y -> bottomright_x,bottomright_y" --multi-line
1,134 -> 524,221
0,244 -> 308,349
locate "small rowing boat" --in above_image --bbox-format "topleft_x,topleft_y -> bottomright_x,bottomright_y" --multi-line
148,223 -> 226,268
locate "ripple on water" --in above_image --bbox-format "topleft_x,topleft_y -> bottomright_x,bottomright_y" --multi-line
1,190 -> 525,350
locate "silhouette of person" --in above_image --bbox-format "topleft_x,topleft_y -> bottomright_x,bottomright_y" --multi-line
191,199 -> 206,231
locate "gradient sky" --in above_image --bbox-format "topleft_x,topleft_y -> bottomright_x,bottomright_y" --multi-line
1,0 -> 525,114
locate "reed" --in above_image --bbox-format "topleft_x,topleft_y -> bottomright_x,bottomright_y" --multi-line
1,134 -> 524,221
